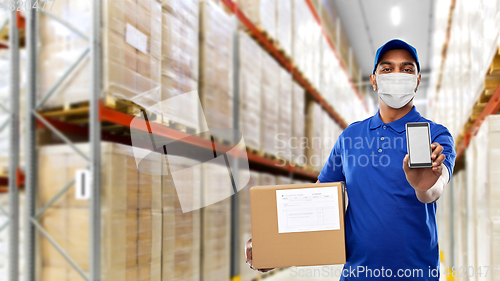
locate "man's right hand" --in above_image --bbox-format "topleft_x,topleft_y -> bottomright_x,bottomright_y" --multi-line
245,238 -> 275,272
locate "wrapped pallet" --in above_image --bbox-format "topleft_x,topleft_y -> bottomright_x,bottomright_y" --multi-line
452,169 -> 467,274
292,179 -> 312,184
238,31 -> 262,151
38,0 -> 163,113
238,170 -> 261,281
292,0 -> 321,90
38,143 -> 162,281
199,0 -> 234,130
200,162 -> 231,281
238,0 -> 276,40
306,101 -> 323,171
465,135 -> 477,278
260,172 -> 276,186
321,112 -> 337,167
161,0 -> 202,131
276,0 -> 292,56
436,168 -> 452,268
291,81 -> 305,166
469,115 -> 500,277
162,155 -> 201,281
260,52 -> 280,156
277,68 -> 292,162
320,36 -> 337,106
276,175 -> 292,185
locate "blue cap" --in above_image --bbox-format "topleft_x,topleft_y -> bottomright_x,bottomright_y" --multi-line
373,39 -> 420,74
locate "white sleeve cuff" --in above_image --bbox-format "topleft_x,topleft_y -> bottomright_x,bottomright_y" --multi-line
432,164 -> 449,190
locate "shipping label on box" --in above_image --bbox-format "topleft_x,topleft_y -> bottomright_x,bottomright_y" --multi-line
250,182 -> 346,269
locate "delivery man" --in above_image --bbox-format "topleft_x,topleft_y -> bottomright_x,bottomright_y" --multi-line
245,39 -> 456,280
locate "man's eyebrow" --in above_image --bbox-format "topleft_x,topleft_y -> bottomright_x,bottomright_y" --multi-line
379,61 -> 393,65
401,62 -> 416,67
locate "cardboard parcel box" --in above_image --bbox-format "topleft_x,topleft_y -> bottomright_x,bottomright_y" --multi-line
250,182 -> 346,269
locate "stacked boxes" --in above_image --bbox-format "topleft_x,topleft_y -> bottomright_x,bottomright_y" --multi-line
292,0 -> 321,90
306,101 -> 323,171
437,115 -> 500,274
260,52 -> 280,155
161,155 -> 201,281
260,172 -> 276,186
452,169 -> 467,269
276,175 -> 292,185
38,143 -> 162,281
291,81 -> 305,165
238,31 -> 262,151
199,0 -> 234,130
38,0 -> 163,112
238,0 -> 276,40
276,0 -> 292,56
321,112 -> 339,167
161,0 -> 202,130
277,68 -> 292,162
470,115 -> 500,272
102,0 -> 162,111
200,162 -> 231,281
320,36 -> 337,106
37,1 -> 91,107
428,0 -> 500,138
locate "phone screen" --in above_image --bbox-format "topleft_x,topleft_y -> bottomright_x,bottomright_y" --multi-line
406,123 -> 432,168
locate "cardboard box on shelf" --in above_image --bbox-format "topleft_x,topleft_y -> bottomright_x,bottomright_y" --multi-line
306,101 -> 323,171
277,68 -> 292,162
238,0 -> 276,40
238,31 -> 262,151
291,81 -> 305,165
250,182 -> 346,269
260,51 -> 280,156
162,155 -> 201,281
38,0 -> 162,114
38,143 -> 162,281
199,0 -> 234,130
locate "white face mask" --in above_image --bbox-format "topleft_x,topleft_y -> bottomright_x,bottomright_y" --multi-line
375,73 -> 418,109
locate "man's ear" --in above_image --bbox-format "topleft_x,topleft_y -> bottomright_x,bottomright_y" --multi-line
369,74 -> 377,91
415,74 -> 422,92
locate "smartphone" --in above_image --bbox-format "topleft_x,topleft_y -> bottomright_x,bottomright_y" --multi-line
406,122 -> 433,168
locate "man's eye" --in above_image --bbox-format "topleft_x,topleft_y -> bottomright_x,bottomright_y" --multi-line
403,69 -> 413,72
382,68 -> 390,71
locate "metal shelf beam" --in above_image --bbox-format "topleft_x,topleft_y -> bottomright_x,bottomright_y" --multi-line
8,9 -> 20,281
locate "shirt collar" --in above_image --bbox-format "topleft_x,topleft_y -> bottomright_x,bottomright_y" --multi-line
369,106 -> 421,133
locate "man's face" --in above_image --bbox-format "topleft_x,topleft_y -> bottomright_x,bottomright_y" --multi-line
369,49 -> 421,92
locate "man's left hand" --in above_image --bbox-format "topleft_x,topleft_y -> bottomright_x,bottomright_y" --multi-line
402,142 -> 446,192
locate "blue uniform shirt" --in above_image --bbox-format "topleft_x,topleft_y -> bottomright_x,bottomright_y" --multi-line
318,106 -> 456,280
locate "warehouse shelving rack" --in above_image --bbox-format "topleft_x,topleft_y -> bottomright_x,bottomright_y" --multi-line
0,10 -> 25,281
428,0 -> 500,160
20,1 -> 369,281
455,84 -> 500,159
23,2 -> 102,280
220,0 -> 369,130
